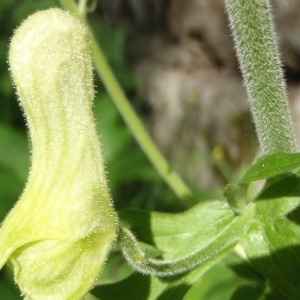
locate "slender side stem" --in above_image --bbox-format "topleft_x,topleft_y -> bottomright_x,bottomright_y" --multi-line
90,36 -> 193,205
119,204 -> 255,276
60,0 -> 77,14
59,0 -> 194,206
78,0 -> 88,17
225,0 -> 297,154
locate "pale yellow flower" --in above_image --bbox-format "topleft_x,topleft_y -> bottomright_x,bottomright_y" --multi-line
0,8 -> 118,300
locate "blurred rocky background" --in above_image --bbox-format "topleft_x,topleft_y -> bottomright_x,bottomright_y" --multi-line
96,0 -> 300,189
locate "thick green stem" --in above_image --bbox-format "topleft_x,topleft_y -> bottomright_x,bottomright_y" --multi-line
59,0 -> 194,206
225,0 -> 297,154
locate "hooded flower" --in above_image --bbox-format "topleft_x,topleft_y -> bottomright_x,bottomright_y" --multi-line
0,8 -> 117,299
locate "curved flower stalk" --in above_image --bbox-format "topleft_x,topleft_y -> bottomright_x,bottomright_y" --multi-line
0,8 -> 117,299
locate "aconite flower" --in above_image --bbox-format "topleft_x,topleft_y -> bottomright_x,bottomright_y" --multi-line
0,8 -> 117,299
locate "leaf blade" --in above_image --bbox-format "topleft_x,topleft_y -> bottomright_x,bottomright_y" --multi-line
241,152 -> 300,183
119,200 -> 236,260
244,219 -> 300,299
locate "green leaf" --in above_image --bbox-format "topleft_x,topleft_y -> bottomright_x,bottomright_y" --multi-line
94,95 -> 131,164
91,244 -> 232,300
94,95 -> 159,189
119,200 -> 240,261
0,123 -> 29,181
0,171 -> 24,220
185,254 -> 265,300
0,267 -> 21,300
255,174 -> 300,221
244,219 -> 300,299
99,201 -> 254,299
231,284 -> 266,300
241,152 -> 300,183
96,250 -> 133,285
244,173 -> 300,299
92,253 -> 267,300
119,201 -> 253,277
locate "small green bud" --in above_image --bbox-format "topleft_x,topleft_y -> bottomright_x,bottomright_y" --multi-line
223,183 -> 248,215
0,8 -> 117,299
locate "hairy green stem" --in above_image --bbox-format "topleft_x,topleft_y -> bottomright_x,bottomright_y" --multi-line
119,204 -> 254,276
59,0 -> 194,206
225,0 -> 297,154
